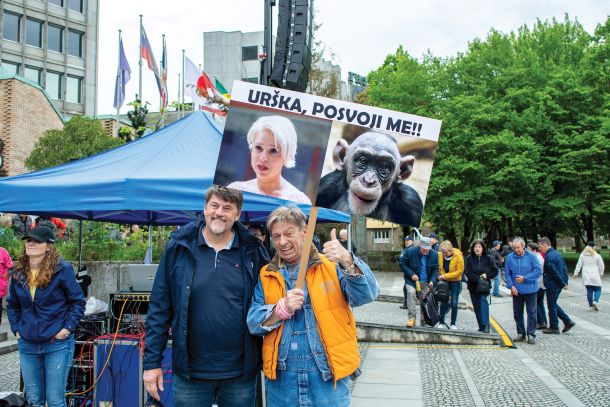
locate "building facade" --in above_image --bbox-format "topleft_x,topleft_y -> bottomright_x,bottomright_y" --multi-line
0,0 -> 99,117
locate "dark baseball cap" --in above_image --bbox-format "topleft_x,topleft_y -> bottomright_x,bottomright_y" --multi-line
23,226 -> 55,243
586,241 -> 595,247
493,240 -> 501,246
404,236 -> 413,241
429,233 -> 438,239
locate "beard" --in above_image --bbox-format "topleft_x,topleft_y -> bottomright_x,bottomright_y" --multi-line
206,216 -> 231,235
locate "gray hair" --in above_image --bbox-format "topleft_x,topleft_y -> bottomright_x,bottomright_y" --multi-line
247,115 -> 298,168
512,237 -> 526,249
266,206 -> 307,233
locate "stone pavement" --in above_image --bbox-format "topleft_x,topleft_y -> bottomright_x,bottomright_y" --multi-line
1,271 -> 609,406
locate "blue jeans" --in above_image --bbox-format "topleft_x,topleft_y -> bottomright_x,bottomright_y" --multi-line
546,286 -> 571,330
439,281 -> 462,326
513,292 -> 537,336
585,285 -> 602,306
469,291 -> 489,332
492,269 -> 502,296
173,374 -> 256,407
536,289 -> 547,326
19,334 -> 74,407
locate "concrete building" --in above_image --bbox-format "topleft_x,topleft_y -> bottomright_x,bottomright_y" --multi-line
0,0 -> 99,117
0,73 -> 64,176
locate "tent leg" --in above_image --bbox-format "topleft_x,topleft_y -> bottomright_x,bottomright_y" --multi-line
144,224 -> 153,264
78,220 -> 83,270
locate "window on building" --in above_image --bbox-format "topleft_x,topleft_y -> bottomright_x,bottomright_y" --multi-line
66,75 -> 82,103
48,24 -> 63,53
68,29 -> 83,57
242,46 -> 258,61
242,77 -> 258,84
26,18 -> 42,47
1,61 -> 20,74
49,0 -> 64,7
46,71 -> 62,100
2,11 -> 21,42
68,0 -> 83,12
373,229 -> 390,244
24,66 -> 42,84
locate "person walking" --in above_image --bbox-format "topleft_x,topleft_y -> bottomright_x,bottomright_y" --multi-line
526,242 -> 547,329
574,241 -> 605,311
247,206 -> 378,406
0,245 -> 12,325
539,237 -> 576,334
489,240 -> 503,297
7,226 -> 86,407
438,240 -> 464,329
464,239 -> 497,333
143,186 -> 269,406
399,237 -> 439,327
505,238 -> 542,344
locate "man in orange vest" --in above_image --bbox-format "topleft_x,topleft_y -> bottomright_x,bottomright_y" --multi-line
247,206 -> 378,406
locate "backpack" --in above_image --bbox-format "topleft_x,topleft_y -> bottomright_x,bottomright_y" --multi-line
420,290 -> 441,327
434,280 -> 450,304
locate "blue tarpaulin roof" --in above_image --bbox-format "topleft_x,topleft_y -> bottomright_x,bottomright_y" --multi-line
0,112 -> 349,225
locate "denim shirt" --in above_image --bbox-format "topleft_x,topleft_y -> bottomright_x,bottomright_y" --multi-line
247,256 -> 378,381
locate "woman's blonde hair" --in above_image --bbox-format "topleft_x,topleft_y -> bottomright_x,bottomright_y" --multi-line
583,245 -> 596,255
439,240 -> 453,252
12,243 -> 60,288
247,115 -> 298,168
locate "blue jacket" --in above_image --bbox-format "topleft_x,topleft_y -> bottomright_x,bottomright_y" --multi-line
143,218 -> 269,379
7,259 -> 85,343
543,247 -> 569,289
504,250 -> 541,295
399,245 -> 439,288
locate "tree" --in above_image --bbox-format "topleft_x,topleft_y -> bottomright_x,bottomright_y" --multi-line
308,22 -> 341,98
123,95 -> 150,141
25,116 -> 123,171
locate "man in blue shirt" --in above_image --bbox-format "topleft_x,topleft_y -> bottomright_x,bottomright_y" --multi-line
399,237 -> 439,327
143,186 -> 268,407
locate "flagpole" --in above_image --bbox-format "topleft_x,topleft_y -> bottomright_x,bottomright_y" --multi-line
139,14 -> 143,102
115,30 -> 122,138
161,34 -> 165,111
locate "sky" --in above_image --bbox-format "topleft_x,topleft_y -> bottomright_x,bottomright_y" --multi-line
97,0 -> 609,115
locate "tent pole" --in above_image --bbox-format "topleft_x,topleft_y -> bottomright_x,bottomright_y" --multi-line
145,224 -> 153,264
78,220 -> 83,271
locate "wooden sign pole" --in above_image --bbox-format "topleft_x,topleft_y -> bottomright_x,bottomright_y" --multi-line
295,206 -> 319,289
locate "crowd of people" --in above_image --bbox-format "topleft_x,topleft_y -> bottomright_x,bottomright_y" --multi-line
398,233 -> 605,344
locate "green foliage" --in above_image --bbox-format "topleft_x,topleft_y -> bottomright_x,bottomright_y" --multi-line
364,15 -> 610,248
25,116 -> 124,171
0,227 -> 24,259
124,96 -> 150,140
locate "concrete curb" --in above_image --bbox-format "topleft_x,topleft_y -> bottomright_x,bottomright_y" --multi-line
0,340 -> 18,356
357,322 -> 501,346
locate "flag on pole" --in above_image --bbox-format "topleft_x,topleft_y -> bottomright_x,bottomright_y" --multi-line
184,56 -> 226,116
113,37 -> 131,109
160,36 -> 168,109
214,77 -> 230,98
140,24 -> 164,101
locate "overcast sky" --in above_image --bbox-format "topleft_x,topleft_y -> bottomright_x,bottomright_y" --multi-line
97,0 -> 608,115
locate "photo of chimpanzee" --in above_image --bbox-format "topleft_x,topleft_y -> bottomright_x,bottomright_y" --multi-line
315,122 -> 438,227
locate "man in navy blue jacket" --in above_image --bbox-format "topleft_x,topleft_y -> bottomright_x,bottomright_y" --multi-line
539,237 -> 575,334
399,237 -> 438,327
143,186 -> 269,406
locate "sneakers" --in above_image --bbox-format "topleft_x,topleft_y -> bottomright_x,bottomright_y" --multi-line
527,335 -> 536,344
562,320 -> 576,333
592,302 -> 599,311
513,334 -> 526,342
450,325 -> 458,330
406,319 -> 416,327
542,328 -> 560,334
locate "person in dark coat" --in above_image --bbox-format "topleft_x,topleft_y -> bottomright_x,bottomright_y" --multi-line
464,239 -> 498,333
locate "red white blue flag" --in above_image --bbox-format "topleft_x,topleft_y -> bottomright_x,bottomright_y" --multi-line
140,24 -> 163,101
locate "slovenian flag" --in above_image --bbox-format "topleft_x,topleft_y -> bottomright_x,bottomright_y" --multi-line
113,37 -> 131,109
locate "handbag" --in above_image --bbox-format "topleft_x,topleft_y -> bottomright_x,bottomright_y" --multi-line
475,277 -> 491,294
434,280 -> 450,304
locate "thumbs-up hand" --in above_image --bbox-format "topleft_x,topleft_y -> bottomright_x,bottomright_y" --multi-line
323,228 -> 353,269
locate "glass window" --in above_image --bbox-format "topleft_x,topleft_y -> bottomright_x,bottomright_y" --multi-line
46,71 -> 62,100
68,0 -> 83,12
49,0 -> 64,7
1,61 -> 20,74
24,66 -> 42,84
373,230 -> 390,244
68,29 -> 83,57
66,75 -> 82,103
26,18 -> 42,47
2,11 -> 21,42
48,24 -> 63,53
242,46 -> 258,61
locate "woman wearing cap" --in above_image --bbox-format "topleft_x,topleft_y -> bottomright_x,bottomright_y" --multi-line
574,241 -> 605,311
7,226 -> 86,407
228,115 -> 311,204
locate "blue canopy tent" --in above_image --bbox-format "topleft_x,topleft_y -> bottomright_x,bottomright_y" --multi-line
0,112 -> 349,224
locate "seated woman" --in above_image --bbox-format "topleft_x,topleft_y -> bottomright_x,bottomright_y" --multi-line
228,115 -> 311,204
247,206 -> 378,406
